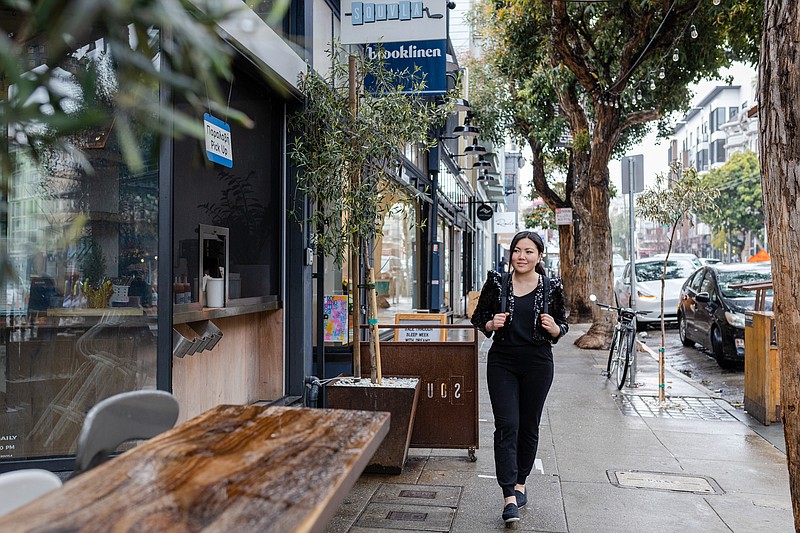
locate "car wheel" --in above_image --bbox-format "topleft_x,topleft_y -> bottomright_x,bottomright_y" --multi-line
678,315 -> 694,347
711,326 -> 734,368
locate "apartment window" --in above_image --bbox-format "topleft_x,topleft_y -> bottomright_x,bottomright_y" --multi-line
696,149 -> 709,171
711,139 -> 726,164
710,107 -> 726,132
729,107 -> 739,120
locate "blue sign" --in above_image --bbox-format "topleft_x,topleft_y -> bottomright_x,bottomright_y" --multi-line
204,113 -> 233,168
365,39 -> 446,95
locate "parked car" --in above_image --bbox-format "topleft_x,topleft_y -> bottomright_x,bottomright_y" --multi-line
614,257 -> 698,329
651,252 -> 703,269
612,253 -> 626,280
700,257 -> 722,265
677,262 -> 773,367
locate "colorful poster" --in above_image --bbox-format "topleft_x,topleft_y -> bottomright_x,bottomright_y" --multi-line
324,295 -> 349,343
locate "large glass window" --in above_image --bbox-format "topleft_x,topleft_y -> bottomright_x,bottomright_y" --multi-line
375,201 -> 417,322
172,60 -> 282,305
2,31 -> 159,461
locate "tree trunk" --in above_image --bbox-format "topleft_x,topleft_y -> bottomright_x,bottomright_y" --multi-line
572,150 -> 615,349
557,222 -> 576,319
759,2 -> 800,528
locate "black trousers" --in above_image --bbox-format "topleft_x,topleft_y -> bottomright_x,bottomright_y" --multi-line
487,345 -> 554,498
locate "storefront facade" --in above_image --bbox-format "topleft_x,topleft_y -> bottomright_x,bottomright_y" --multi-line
0,2 -> 312,471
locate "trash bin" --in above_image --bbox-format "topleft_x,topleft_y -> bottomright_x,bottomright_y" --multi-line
744,311 -> 781,425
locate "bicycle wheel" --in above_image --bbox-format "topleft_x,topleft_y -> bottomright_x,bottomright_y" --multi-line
614,329 -> 634,390
606,326 -> 621,377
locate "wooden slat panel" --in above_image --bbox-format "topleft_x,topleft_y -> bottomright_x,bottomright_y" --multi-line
173,310 -> 284,423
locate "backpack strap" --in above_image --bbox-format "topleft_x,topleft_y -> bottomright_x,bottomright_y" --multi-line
500,273 -> 510,313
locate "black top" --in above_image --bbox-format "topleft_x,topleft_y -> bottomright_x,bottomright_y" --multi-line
505,291 -> 538,347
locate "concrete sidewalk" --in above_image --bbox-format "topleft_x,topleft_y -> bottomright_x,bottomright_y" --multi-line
324,323 -> 794,532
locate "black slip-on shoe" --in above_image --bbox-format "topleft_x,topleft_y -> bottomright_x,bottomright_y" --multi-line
502,502 -> 520,523
515,489 -> 527,508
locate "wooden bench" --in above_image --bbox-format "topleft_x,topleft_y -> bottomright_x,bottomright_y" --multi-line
0,405 -> 389,533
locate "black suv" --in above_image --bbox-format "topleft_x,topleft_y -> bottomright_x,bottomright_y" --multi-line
677,263 -> 773,367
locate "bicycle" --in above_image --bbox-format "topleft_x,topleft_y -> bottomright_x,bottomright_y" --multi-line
589,294 -> 650,390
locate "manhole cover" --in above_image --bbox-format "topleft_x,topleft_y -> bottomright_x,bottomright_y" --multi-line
356,503 -> 456,531
356,484 -> 462,531
608,470 -> 723,494
371,483 -> 462,507
614,395 -> 737,421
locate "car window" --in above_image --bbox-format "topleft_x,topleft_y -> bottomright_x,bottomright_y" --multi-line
700,271 -> 716,296
635,260 -> 695,282
688,269 -> 704,291
717,269 -> 773,298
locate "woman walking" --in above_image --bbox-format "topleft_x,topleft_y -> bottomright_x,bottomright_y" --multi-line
471,231 -> 568,524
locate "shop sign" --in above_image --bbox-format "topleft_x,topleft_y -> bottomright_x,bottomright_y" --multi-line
555,207 -> 573,225
476,203 -> 493,221
494,211 -> 516,234
365,40 -> 446,94
204,113 -> 233,168
340,0 -> 447,45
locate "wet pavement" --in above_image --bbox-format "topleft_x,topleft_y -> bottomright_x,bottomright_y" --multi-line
324,322 -> 793,532
638,325 -> 745,407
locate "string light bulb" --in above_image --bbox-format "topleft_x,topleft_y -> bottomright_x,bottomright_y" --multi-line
650,79 -> 656,90
690,24 -> 698,39
659,66 -> 665,79
636,89 -> 642,101
672,48 -> 680,62
713,0 -> 721,5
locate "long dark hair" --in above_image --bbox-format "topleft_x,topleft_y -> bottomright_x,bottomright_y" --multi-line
509,230 -> 547,276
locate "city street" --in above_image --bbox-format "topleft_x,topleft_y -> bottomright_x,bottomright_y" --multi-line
638,325 -> 745,408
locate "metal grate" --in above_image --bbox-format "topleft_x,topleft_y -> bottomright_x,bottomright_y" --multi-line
614,394 -> 737,421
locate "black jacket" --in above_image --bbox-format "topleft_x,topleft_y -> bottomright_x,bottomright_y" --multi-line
470,270 -> 569,344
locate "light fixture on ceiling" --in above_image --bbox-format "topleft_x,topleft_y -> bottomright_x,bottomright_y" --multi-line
454,113 -> 480,138
451,98 -> 471,112
472,155 -> 492,169
464,138 -> 486,156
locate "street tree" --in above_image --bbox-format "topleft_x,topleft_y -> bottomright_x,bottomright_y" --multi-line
636,164 -> 718,403
290,44 -> 448,382
467,0 -> 762,347
698,150 -> 763,257
759,0 -> 800,526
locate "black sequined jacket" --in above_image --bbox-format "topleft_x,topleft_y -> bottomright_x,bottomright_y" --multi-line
470,270 -> 569,344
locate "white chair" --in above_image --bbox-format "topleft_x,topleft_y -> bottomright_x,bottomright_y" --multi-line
71,389 -> 179,478
0,469 -> 63,516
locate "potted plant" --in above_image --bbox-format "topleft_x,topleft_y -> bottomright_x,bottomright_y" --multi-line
290,43 -> 451,472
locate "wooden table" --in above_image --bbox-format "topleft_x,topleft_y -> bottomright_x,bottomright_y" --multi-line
0,405 -> 389,532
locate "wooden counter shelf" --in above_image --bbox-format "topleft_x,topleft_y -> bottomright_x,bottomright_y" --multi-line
46,307 -> 145,317
0,404 -> 389,533
173,297 -> 281,325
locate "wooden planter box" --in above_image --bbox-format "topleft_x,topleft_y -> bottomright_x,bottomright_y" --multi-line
327,377 -> 420,474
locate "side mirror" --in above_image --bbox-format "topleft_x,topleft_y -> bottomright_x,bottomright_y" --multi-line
695,291 -> 710,303
589,294 -> 597,302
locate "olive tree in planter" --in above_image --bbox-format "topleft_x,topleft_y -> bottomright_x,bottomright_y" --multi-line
290,45 -> 451,473
290,43 -> 450,383
636,164 -> 718,403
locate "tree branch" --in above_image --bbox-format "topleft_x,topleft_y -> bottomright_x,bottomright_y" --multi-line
621,108 -> 660,130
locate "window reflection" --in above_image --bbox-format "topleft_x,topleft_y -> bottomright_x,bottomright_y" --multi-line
1,31 -> 158,461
